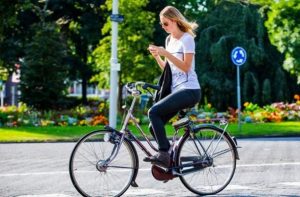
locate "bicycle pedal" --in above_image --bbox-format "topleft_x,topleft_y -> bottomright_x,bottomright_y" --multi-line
152,163 -> 171,170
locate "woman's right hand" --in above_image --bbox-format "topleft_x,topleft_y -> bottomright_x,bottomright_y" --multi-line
148,44 -> 159,57
148,44 -> 166,69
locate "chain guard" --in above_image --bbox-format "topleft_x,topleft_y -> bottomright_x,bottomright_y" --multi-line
151,165 -> 176,181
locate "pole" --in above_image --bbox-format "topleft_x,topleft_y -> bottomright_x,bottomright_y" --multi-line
109,0 -> 120,128
237,66 -> 241,131
0,85 -> 4,107
11,86 -> 15,106
231,46 -> 246,132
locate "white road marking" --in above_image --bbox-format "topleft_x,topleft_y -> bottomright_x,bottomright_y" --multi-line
126,188 -> 167,195
0,171 -> 69,177
10,183 -> 300,197
225,185 -> 253,190
0,159 -> 67,163
278,182 -> 300,187
1,162 -> 300,177
237,162 -> 300,167
17,189 -> 167,197
0,168 -> 150,177
17,195 -> 71,197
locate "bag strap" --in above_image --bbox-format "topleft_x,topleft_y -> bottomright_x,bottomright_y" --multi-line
166,35 -> 171,47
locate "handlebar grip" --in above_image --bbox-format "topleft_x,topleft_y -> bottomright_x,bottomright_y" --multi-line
142,83 -> 160,91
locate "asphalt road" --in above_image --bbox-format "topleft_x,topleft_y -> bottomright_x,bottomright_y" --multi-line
0,137 -> 300,197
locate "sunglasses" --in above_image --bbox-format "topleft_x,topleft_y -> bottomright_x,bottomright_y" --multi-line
159,22 -> 169,27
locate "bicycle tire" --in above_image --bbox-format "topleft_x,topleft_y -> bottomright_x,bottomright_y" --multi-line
69,129 -> 138,197
176,125 -> 237,195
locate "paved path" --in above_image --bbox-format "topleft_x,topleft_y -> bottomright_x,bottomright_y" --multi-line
0,137 -> 300,196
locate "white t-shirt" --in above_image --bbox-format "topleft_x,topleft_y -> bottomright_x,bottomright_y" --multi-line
165,33 -> 200,92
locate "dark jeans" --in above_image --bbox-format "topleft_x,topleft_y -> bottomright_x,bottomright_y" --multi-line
148,89 -> 201,151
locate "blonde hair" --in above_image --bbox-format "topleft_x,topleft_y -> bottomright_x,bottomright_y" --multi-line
160,6 -> 198,37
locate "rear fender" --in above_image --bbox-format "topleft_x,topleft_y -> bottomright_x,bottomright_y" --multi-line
193,124 -> 240,160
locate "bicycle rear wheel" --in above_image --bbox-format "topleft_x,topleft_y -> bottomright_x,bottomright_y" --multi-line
69,129 -> 138,197
177,125 -> 236,195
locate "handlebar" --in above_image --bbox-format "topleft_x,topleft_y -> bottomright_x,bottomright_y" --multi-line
142,83 -> 160,91
125,81 -> 160,97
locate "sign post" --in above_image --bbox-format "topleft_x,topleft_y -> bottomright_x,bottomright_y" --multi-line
109,0 -> 124,128
0,81 -> 4,107
231,47 -> 247,131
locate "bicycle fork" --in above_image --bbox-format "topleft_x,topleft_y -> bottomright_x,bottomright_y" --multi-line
96,131 -> 126,171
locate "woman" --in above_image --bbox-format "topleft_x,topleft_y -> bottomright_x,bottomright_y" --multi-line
144,6 -> 201,167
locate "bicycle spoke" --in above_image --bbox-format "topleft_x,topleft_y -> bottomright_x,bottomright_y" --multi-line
212,148 -> 234,158
76,150 -> 96,166
107,165 -> 136,169
178,126 -> 236,195
69,130 -> 136,197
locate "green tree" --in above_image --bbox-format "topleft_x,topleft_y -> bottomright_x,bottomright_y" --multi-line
262,78 -> 271,104
274,67 -> 289,102
195,1 -> 297,110
265,0 -> 300,82
48,0 -> 106,104
20,23 -> 68,110
243,71 -> 260,104
145,0 -> 168,47
168,0 -> 208,19
93,0 -> 156,88
0,0 -> 38,77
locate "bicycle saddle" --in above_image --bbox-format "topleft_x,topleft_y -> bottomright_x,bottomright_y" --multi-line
172,117 -> 190,129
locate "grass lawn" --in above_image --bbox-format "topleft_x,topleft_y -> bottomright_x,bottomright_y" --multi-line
227,121 -> 300,137
0,122 -> 300,143
0,126 -> 103,142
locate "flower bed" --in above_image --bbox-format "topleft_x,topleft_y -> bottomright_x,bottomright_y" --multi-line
242,101 -> 300,123
195,94 -> 300,123
0,101 -> 109,127
0,94 -> 299,127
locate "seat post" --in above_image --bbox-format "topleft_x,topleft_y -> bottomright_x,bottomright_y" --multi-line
178,108 -> 189,119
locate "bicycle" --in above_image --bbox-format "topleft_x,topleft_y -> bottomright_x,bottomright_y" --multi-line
69,81 -> 240,197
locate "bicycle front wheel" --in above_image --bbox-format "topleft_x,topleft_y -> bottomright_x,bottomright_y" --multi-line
69,129 -> 138,197
177,125 -> 236,195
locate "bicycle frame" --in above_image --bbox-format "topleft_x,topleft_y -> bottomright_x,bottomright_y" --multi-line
70,81 -> 239,197
101,93 -> 160,172
105,82 -> 239,171
118,88 -> 189,160
120,93 -> 158,157
106,82 -> 187,163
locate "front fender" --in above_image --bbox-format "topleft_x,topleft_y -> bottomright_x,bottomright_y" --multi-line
104,126 -> 140,187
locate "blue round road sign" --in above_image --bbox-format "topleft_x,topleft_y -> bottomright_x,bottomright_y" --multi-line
231,47 -> 247,66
